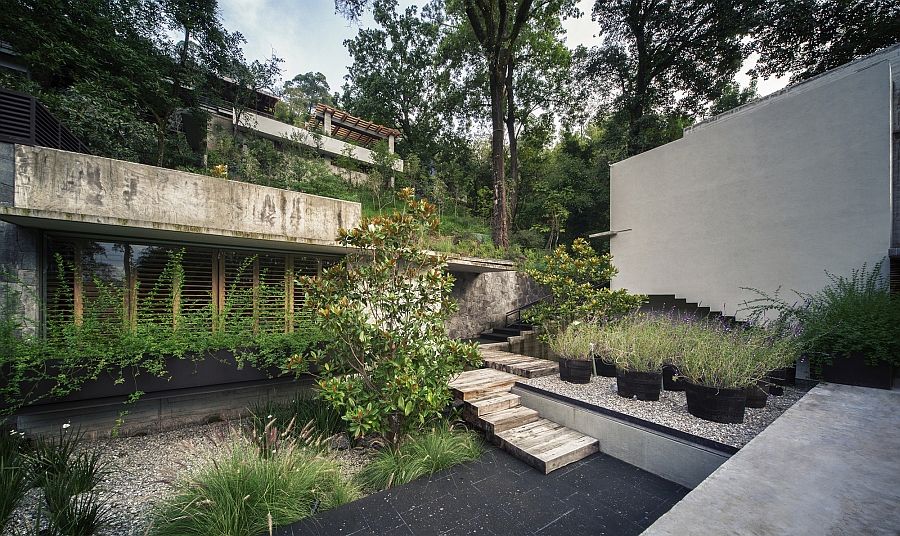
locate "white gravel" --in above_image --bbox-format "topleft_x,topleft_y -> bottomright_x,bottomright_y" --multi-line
521,375 -> 810,449
4,422 -> 378,536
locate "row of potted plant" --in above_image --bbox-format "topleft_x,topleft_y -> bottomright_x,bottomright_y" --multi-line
550,313 -> 802,423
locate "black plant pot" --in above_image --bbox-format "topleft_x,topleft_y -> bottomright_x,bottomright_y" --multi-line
685,383 -> 746,424
662,365 -> 687,391
559,358 -> 592,384
821,351 -> 894,390
616,370 -> 662,401
593,356 -> 617,377
744,384 -> 768,409
765,365 -> 796,386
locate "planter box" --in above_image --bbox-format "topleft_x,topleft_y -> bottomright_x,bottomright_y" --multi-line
821,351 -> 894,390
2,349 -> 291,412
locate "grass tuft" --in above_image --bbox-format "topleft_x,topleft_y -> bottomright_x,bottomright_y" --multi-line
355,422 -> 482,491
150,435 -> 360,536
248,394 -> 346,452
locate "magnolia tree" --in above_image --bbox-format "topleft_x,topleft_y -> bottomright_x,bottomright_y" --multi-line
524,238 -> 645,341
299,188 -> 481,441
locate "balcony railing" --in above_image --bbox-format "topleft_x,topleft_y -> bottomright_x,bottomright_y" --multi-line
0,87 -> 91,154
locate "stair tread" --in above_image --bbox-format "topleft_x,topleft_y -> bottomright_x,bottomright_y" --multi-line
480,405 -> 538,424
464,392 -> 521,417
477,406 -> 540,434
495,419 -> 600,474
479,351 -> 559,379
449,369 -> 520,401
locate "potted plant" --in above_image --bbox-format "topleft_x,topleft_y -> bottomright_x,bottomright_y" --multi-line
598,315 -> 671,401
593,349 -> 618,377
742,261 -> 900,390
675,318 -> 799,423
549,321 -> 596,384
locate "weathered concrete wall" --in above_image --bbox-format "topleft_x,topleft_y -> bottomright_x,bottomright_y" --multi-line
447,270 -> 543,339
610,48 -> 897,318
10,145 -> 360,246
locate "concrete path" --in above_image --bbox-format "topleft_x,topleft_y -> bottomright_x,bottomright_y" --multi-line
643,383 -> 900,535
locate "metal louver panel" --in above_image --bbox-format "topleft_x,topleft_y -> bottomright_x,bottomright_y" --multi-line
0,87 -> 91,153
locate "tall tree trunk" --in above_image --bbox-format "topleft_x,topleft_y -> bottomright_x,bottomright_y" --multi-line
489,65 -> 509,249
505,59 -> 519,232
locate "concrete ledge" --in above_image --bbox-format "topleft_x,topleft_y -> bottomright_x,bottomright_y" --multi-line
643,384 -> 900,535
12,378 -> 314,440
511,383 -> 735,488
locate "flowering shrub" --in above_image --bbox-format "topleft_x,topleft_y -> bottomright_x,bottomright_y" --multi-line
299,189 -> 481,441
524,238 -> 644,341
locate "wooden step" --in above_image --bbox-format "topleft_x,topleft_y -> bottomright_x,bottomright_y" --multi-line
495,418 -> 600,474
448,368 -> 520,401
479,350 -> 559,379
477,406 -> 540,435
464,392 -> 521,418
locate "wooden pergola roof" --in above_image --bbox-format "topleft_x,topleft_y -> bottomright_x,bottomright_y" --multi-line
307,104 -> 402,148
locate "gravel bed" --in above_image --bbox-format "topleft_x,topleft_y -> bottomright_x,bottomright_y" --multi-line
4,422 -> 378,536
522,375 -> 811,449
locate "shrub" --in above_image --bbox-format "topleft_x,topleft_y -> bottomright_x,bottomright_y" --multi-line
549,321 -> 600,360
742,260 -> 900,371
524,238 -> 644,341
299,188 -> 481,441
597,314 -> 675,373
151,437 -> 359,536
0,430 -> 29,528
355,423 -> 482,491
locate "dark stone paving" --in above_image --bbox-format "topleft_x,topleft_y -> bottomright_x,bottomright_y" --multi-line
276,446 -> 689,536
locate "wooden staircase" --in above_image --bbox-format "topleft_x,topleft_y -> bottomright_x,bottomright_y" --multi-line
449,355 -> 599,474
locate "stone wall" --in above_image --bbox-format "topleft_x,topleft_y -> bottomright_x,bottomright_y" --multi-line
0,220 -> 40,333
447,270 -> 543,339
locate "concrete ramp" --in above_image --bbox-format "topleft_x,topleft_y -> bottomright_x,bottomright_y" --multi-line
643,383 -> 900,535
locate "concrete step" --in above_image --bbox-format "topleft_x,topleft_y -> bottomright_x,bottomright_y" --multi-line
464,391 -> 521,418
479,349 -> 559,379
449,368 -> 520,401
495,418 -> 600,474
492,327 -> 523,336
478,405 -> 540,435
479,332 -> 511,342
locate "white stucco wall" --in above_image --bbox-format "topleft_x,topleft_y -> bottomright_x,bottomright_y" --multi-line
610,52 -> 896,318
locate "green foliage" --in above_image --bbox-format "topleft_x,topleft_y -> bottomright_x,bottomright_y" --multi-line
752,0 -> 900,82
524,238 -> 645,340
548,321 -> 599,361
741,260 -> 900,371
0,431 -> 29,528
0,253 -> 326,415
150,436 -> 359,536
354,423 -> 482,491
300,189 -> 481,441
248,394 -> 347,453
597,313 -> 800,387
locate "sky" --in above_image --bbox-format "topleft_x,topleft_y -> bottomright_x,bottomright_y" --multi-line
219,0 -> 789,100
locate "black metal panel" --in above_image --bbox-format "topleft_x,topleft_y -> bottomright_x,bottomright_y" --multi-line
0,87 -> 91,154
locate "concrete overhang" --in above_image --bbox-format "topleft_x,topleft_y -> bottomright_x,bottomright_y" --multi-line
444,255 -> 516,273
0,207 -> 350,255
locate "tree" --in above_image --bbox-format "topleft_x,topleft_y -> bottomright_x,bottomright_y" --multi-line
221,50 -> 283,136
752,0 -> 900,82
709,80 -> 758,115
342,1 -> 445,161
583,0 -> 758,156
276,72 -> 334,125
299,189 -> 481,441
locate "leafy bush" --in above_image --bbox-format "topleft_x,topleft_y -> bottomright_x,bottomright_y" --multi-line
300,188 -> 481,441
524,238 -> 645,341
742,260 -> 900,370
355,423 -> 482,491
597,314 -> 676,373
151,437 -> 359,536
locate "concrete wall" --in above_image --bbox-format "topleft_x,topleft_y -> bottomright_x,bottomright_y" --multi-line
9,145 -> 360,247
610,49 -> 897,318
446,270 -> 543,339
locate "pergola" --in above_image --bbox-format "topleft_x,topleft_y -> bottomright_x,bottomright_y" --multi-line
306,104 -> 402,152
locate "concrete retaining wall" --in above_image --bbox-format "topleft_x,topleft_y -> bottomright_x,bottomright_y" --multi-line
512,384 -> 734,488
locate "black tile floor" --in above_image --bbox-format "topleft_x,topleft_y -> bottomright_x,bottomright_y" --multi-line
275,446 -> 689,536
